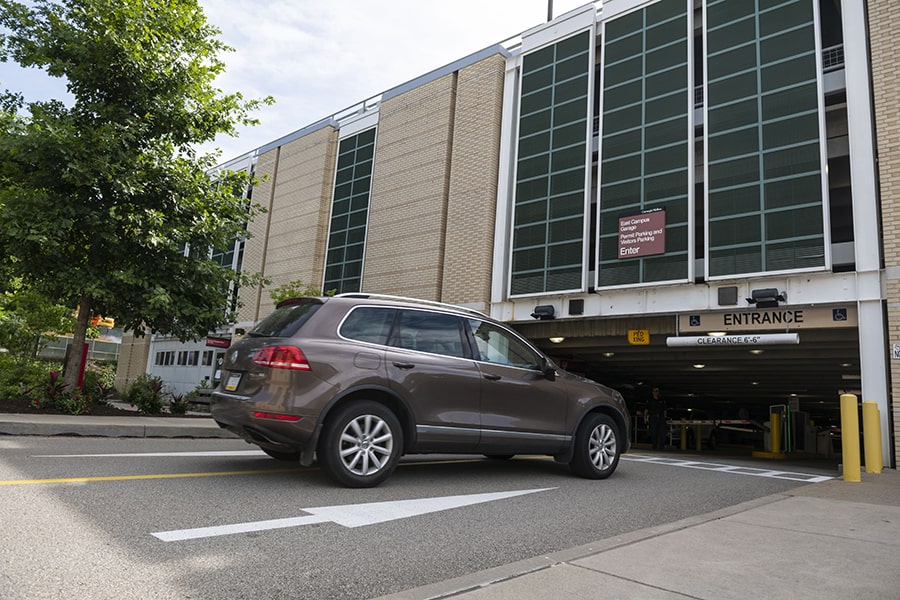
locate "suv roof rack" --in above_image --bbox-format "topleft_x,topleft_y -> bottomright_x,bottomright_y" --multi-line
334,293 -> 487,317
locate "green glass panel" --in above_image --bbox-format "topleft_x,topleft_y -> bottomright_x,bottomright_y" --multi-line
707,16 -> 756,50
325,128 -> 375,294
646,39 -> 687,72
555,76 -> 589,105
709,155 -> 760,188
645,170 -> 688,202
644,143 -> 687,175
605,9 -> 643,42
522,87 -> 554,115
604,56 -> 643,87
518,131 -> 551,158
605,32 -> 643,64
522,65 -> 553,94
600,180 -> 641,208
709,214 -> 761,246
760,54 -> 816,93
708,44 -> 757,80
709,184 -> 761,218
708,71 -> 758,105
603,80 -> 643,112
708,126 -> 759,162
765,205 -> 823,240
646,0 -> 686,23
762,113 -> 818,149
762,83 -> 817,120
645,92 -> 687,123
645,117 -> 687,148
759,0 -> 813,37
646,65 -> 688,98
512,30 -> 590,295
760,28 -> 816,64
602,105 -> 642,134
708,99 -> 758,132
707,0 -> 755,28
514,199 -> 547,225
604,129 -> 642,156
550,193 -> 584,218
764,174 -> 821,209
763,142 -> 820,179
646,18 -> 687,48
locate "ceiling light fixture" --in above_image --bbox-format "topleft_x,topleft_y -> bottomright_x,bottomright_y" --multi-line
602,352 -> 615,358
749,349 -> 764,355
692,363 -> 706,369
707,331 -> 726,336
549,336 -> 565,344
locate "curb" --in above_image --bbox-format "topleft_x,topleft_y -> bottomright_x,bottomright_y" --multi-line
0,414 -> 238,439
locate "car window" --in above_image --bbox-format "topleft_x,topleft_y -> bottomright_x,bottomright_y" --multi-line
340,306 -> 396,345
390,310 -> 466,358
465,318 -> 542,370
249,299 -> 322,337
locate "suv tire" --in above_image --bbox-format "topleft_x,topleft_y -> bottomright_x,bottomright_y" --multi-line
569,413 -> 620,479
319,401 -> 403,488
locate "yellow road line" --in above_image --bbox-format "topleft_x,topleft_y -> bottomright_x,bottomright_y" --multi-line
0,468 -> 307,486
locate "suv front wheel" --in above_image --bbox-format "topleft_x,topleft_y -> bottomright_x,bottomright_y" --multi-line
569,413 -> 621,479
319,401 -> 403,487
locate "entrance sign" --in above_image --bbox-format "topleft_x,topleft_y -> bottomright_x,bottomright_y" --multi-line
618,208 -> 665,258
679,305 -> 857,332
667,333 -> 800,347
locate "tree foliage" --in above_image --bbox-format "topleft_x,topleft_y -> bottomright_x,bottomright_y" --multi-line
0,0 -> 272,387
268,279 -> 336,306
0,279 -> 75,361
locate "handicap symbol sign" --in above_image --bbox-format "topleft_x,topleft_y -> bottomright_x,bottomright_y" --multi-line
689,315 -> 701,327
833,308 -> 847,322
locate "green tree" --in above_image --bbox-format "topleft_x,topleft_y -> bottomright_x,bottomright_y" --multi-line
268,279 -> 336,306
0,0 -> 272,389
0,279 -> 75,361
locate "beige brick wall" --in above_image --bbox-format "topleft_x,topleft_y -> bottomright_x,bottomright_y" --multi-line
442,55 -> 507,308
237,126 -> 339,323
869,0 -> 900,465
113,333 -> 150,393
364,76 -> 458,300
364,53 -> 507,304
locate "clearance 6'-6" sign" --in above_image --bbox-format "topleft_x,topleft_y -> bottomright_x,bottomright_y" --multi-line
618,208 -> 665,258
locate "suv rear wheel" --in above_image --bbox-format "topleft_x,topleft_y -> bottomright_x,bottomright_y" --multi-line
569,413 -> 620,479
319,401 -> 403,488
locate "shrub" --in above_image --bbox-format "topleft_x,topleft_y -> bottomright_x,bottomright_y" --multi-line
53,390 -> 91,415
124,374 -> 166,415
0,354 -> 62,401
82,361 -> 117,405
169,392 -> 190,415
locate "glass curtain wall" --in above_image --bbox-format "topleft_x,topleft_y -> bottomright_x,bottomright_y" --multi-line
324,127 -> 376,294
597,0 -> 692,288
510,30 -> 593,297
705,0 -> 828,277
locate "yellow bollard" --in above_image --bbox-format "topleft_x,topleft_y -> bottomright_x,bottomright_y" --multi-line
771,411 -> 781,455
680,424 -> 687,451
840,394 -> 861,482
862,401 -> 883,474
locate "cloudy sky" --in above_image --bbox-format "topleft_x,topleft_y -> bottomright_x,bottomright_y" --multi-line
0,0 -> 591,163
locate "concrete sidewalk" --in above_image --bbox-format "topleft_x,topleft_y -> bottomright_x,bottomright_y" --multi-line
2,412 -> 898,599
0,410 -> 236,439
378,470 -> 900,600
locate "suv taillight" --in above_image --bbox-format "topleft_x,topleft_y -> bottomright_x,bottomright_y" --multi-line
252,346 -> 311,371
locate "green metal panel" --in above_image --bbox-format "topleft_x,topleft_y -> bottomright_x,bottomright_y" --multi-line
597,0 -> 691,287
511,30 -> 592,296
324,128 -> 376,294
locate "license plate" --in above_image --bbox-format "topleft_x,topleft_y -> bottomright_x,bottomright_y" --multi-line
225,373 -> 241,391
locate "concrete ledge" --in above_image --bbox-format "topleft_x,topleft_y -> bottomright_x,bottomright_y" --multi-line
0,414 -> 237,439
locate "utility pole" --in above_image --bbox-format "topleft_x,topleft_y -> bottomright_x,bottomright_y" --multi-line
547,0 -> 553,21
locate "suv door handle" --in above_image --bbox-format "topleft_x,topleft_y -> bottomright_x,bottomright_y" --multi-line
483,373 -> 501,381
393,362 -> 415,369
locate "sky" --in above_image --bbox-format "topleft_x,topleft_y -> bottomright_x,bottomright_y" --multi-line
0,0 -> 592,163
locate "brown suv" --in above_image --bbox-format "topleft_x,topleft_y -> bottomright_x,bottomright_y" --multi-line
211,294 -> 630,487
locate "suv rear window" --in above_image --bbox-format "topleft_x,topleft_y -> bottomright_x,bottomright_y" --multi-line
250,299 -> 322,338
340,306 -> 396,345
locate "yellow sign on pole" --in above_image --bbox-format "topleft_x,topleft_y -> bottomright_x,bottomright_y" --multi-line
628,329 -> 650,345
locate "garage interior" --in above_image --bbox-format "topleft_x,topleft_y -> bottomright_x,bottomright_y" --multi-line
516,315 -> 861,460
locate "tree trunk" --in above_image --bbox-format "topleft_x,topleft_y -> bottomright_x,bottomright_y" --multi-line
63,295 -> 92,391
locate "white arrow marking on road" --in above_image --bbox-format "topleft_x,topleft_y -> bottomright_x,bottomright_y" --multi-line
152,487 -> 556,542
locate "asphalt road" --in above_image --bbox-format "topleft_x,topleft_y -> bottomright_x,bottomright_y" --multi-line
0,437 -> 838,599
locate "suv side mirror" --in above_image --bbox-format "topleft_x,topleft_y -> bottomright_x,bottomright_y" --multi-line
543,361 -> 557,381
